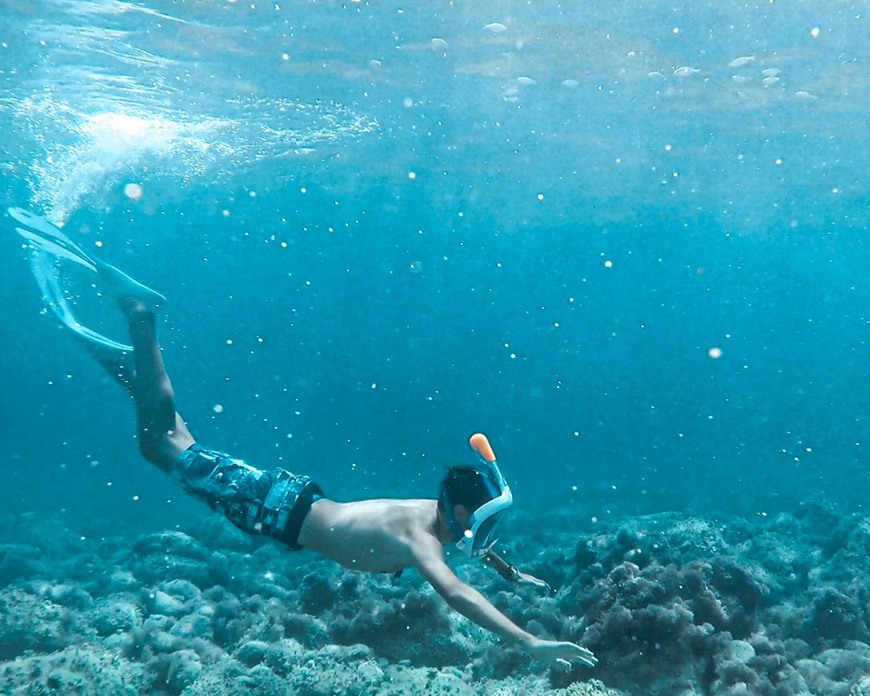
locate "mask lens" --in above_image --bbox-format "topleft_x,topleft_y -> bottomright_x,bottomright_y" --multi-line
471,514 -> 500,553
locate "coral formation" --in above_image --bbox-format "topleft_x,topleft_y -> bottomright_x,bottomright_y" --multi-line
1,503 -> 869,694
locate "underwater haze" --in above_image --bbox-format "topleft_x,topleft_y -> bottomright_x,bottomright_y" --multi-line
0,1 -> 869,695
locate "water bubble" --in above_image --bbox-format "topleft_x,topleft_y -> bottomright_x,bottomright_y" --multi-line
409,260 -> 422,274
123,182 -> 143,200
728,56 -> 755,68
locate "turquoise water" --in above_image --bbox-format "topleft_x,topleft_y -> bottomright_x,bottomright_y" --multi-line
0,3 -> 868,693
2,0 -> 867,526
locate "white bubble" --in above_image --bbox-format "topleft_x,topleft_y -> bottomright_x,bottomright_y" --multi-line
123,182 -> 143,200
810,27 -> 820,38
728,56 -> 755,68
213,404 -> 224,413
484,22 -> 507,33
431,37 -> 447,49
708,347 -> 723,359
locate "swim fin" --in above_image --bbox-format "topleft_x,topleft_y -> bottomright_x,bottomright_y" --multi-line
7,207 -> 166,310
30,250 -> 134,355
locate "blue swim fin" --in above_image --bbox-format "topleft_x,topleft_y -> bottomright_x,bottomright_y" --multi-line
8,207 -> 166,310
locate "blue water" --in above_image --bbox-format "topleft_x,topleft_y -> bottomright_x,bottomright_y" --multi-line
1,0 -> 868,532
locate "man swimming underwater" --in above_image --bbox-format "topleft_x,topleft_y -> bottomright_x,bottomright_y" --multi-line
8,207 -> 597,669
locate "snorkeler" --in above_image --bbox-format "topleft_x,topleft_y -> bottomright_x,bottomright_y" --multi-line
7,207 -> 597,669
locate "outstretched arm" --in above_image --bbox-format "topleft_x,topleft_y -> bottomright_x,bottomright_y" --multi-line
413,540 -> 596,667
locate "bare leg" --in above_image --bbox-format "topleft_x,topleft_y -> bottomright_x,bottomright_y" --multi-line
118,298 -> 194,471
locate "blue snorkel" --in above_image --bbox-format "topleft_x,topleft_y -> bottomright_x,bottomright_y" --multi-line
441,433 -> 514,557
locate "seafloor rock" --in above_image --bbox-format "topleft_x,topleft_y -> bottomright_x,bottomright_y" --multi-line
127,531 -> 229,589
0,645 -> 149,694
86,595 -> 144,636
3,504 -> 870,695
0,588 -> 90,660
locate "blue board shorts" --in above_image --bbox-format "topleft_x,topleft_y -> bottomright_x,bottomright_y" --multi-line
174,443 -> 323,550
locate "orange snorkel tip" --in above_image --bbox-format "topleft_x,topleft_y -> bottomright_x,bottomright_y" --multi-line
469,432 -> 496,463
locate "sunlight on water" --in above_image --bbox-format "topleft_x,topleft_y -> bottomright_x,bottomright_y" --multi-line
17,94 -> 376,224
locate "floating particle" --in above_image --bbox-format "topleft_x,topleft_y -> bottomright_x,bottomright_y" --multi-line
795,90 -> 818,100
762,76 -> 780,87
728,56 -> 755,68
562,79 -> 579,88
761,67 -> 782,78
810,27 -> 820,38
517,76 -> 536,85
431,37 -> 447,49
409,260 -> 422,274
673,66 -> 700,77
213,404 -> 224,413
123,182 -> 143,200
484,22 -> 507,33
708,347 -> 722,359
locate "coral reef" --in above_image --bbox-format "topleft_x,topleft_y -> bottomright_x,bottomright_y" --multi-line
1,503 -> 869,694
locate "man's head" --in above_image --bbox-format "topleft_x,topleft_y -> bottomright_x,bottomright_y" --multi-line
438,464 -> 513,556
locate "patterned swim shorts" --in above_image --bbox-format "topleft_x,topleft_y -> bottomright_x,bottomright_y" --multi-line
174,443 -> 323,550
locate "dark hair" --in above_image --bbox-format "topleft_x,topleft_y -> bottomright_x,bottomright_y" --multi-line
438,466 -> 496,512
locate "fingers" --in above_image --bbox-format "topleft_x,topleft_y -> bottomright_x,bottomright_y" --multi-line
577,653 -> 598,668
563,644 -> 598,668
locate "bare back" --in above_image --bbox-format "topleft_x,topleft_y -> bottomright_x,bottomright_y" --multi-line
297,497 -> 441,574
